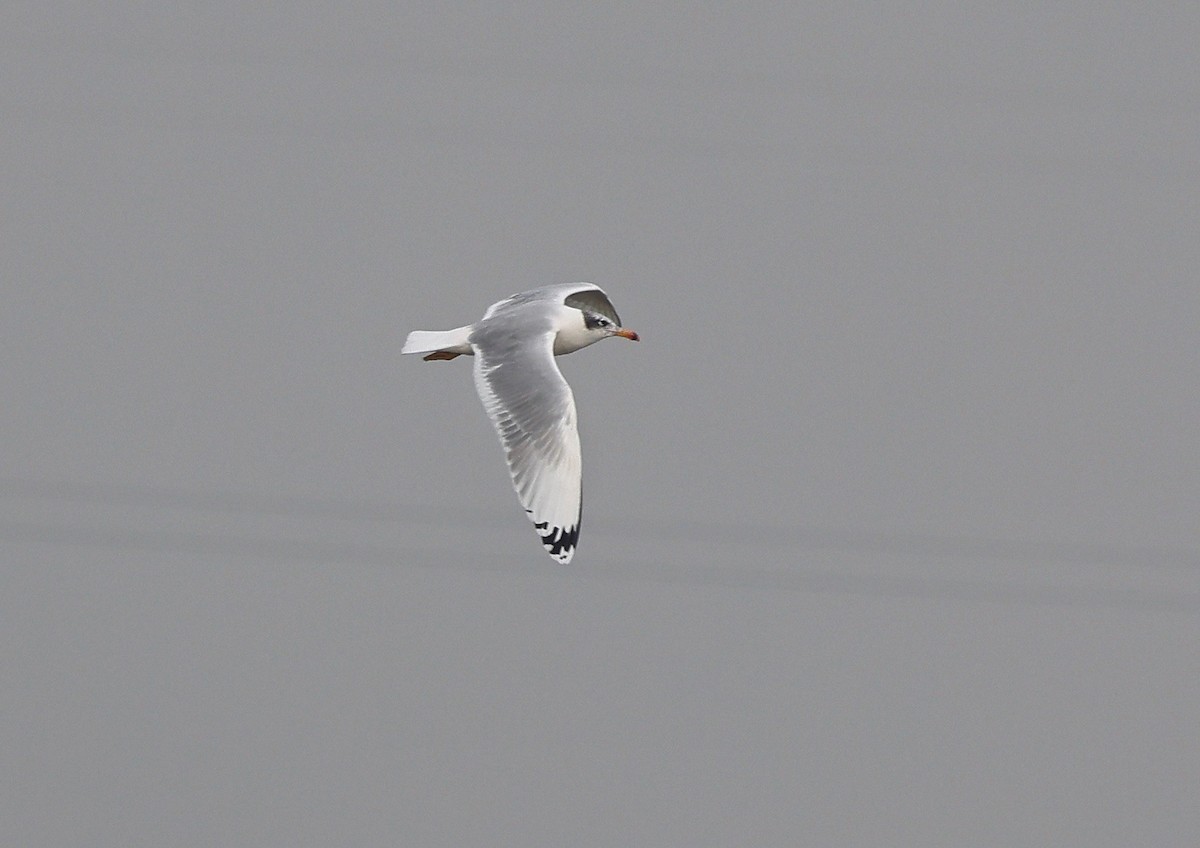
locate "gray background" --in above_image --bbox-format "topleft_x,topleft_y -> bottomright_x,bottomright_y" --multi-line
3,4 -> 1198,846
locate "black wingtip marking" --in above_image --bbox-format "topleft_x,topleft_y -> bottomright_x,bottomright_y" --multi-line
539,522 -> 581,561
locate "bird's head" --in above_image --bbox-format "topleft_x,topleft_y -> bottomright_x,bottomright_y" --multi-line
583,311 -> 639,342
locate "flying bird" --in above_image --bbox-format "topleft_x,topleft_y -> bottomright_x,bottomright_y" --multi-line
402,283 -> 639,563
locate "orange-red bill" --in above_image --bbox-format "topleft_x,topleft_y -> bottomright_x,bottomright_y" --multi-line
615,328 -> 640,341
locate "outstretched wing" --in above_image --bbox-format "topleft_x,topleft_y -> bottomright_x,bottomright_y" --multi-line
471,323 -> 582,563
481,282 -> 608,321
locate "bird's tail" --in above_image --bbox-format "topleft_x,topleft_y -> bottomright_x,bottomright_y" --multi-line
402,325 -> 474,360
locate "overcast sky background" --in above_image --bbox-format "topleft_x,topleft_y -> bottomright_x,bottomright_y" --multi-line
3,4 -> 1198,846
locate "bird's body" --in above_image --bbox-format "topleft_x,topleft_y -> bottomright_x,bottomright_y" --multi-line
402,283 -> 638,563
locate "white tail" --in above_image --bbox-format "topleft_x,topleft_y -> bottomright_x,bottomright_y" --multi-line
401,325 -> 474,357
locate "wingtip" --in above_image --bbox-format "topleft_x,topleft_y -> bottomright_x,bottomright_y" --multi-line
535,520 -> 580,564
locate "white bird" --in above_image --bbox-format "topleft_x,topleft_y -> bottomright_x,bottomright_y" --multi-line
402,283 -> 639,563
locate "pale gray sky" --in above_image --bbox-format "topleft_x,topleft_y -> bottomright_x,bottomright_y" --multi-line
3,4 -> 1198,846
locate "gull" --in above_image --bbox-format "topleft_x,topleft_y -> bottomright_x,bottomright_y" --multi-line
402,283 -> 639,563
